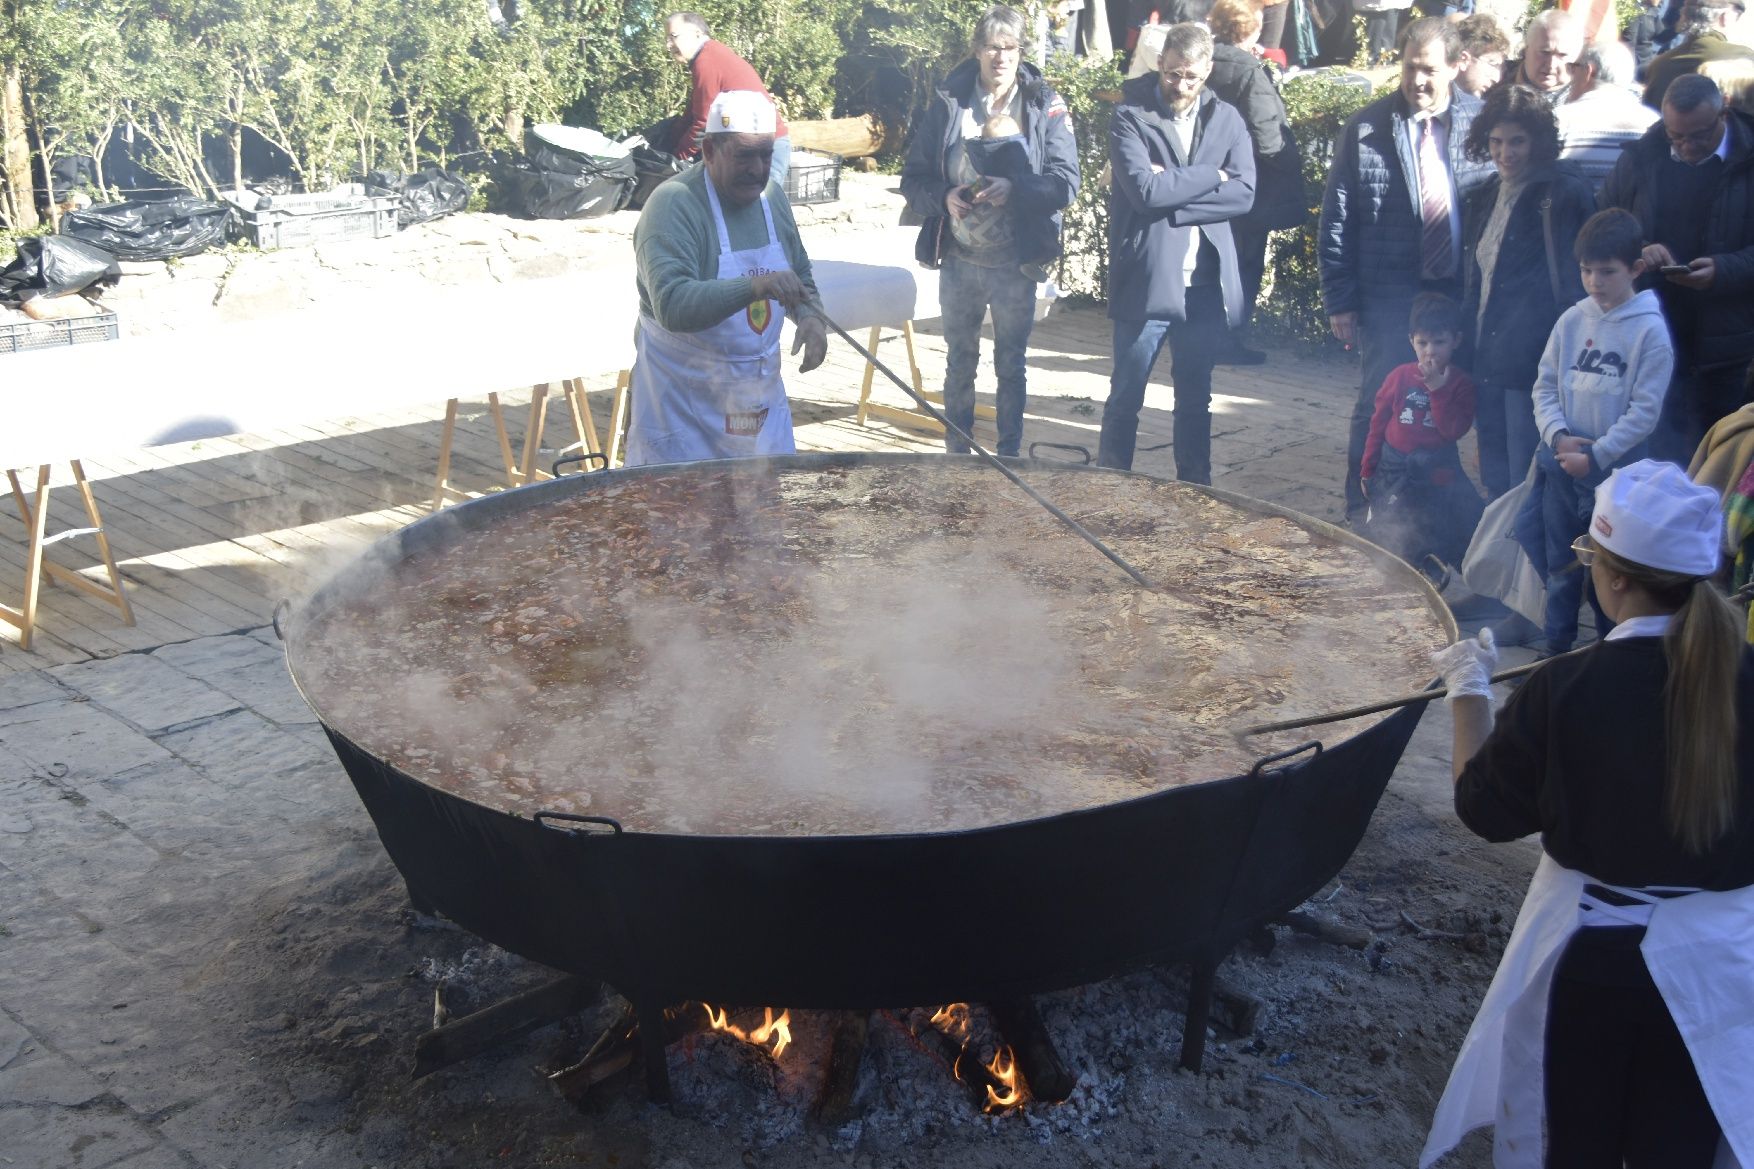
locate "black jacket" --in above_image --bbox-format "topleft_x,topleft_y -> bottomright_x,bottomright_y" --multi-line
1319,86 -> 1493,322
1604,109 -> 1754,369
1457,638 -> 1754,890
899,59 -> 1080,234
1106,78 -> 1256,323
1204,43 -> 1306,230
1460,164 -> 1596,387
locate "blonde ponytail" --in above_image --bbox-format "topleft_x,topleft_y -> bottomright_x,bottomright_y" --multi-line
1595,545 -> 1742,854
1664,576 -> 1742,854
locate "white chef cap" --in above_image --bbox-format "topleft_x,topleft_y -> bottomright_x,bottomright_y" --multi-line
1590,459 -> 1722,577
705,91 -> 777,135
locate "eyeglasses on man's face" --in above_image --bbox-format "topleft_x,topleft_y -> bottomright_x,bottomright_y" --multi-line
982,41 -> 1021,56
1666,113 -> 1725,147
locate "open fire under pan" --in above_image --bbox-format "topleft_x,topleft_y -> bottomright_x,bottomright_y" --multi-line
280,453 -> 1453,1103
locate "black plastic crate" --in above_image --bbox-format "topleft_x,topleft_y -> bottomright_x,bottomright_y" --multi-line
784,150 -> 841,205
0,310 -> 119,354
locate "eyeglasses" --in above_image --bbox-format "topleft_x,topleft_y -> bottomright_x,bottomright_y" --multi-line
1666,119 -> 1724,147
981,42 -> 1021,56
1162,69 -> 1207,82
1571,536 -> 1598,567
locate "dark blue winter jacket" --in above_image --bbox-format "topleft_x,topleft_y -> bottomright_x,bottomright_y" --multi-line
1106,78 -> 1256,324
1318,86 -> 1492,324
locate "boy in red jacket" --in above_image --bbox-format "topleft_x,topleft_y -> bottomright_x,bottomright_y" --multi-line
1359,292 -> 1485,577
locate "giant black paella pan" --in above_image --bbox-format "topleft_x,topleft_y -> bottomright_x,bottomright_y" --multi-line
282,454 -> 1453,1056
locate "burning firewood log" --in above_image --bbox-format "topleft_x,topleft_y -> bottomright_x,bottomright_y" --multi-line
989,998 -> 1073,1103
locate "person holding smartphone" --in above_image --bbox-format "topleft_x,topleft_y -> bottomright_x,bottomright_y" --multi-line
1604,72 -> 1754,461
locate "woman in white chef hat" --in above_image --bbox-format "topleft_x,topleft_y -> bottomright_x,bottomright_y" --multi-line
1422,459 -> 1754,1169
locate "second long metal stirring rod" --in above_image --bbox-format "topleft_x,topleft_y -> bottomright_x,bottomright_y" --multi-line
822,314 -> 1155,589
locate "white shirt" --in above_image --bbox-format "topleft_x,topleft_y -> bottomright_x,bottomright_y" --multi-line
1557,85 -> 1659,197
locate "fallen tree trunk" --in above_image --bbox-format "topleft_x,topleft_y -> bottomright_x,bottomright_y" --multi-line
788,114 -> 890,159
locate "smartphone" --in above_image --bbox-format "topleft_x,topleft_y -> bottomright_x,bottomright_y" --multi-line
1660,264 -> 1692,276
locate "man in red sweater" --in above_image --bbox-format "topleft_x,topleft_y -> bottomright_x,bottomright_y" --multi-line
665,13 -> 792,181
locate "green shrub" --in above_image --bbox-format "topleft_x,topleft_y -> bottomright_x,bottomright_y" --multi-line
1042,52 -> 1124,301
1261,71 -> 1374,343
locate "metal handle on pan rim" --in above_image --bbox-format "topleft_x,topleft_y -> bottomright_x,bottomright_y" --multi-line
1248,740 -> 1323,778
535,812 -> 623,836
1026,441 -> 1091,464
271,599 -> 292,641
552,451 -> 608,478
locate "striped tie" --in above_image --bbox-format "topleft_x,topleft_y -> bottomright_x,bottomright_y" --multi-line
1417,117 -> 1453,280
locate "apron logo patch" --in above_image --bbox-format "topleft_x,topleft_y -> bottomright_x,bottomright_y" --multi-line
725,408 -> 769,437
747,299 -> 771,334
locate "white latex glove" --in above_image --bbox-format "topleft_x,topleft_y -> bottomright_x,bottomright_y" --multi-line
1432,627 -> 1498,700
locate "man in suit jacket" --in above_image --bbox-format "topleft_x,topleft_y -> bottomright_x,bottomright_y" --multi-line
1319,17 -> 1493,524
1099,22 -> 1256,481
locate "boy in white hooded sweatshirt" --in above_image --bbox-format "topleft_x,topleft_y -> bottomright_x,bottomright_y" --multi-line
1519,208 -> 1675,655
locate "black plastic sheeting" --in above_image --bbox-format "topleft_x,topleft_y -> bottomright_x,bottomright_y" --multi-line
524,127 -> 638,183
285,455 -> 1443,1025
626,144 -> 689,212
364,166 -> 471,227
493,159 -> 634,220
0,236 -> 121,305
59,198 -> 230,262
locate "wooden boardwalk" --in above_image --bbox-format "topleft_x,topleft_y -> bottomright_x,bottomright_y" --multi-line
0,304 -> 1366,673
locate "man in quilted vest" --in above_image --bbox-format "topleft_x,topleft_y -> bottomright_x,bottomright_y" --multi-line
1320,17 -> 1493,526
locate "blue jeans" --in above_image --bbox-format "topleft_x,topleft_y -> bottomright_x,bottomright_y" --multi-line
1100,284 -> 1225,481
1519,445 -> 1610,653
939,252 -> 1037,456
1474,382 -> 1543,499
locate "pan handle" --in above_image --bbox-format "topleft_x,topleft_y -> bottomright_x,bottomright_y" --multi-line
552,451 -> 608,478
1248,740 -> 1322,778
535,812 -> 623,836
271,599 -> 292,641
1026,441 -> 1091,464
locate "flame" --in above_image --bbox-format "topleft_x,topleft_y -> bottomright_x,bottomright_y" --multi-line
931,1002 -> 973,1041
983,1046 -> 1024,1111
748,1006 -> 792,1058
926,1005 -> 1028,1112
700,1002 -> 792,1059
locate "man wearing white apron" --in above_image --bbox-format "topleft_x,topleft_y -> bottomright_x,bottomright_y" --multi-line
626,89 -> 828,466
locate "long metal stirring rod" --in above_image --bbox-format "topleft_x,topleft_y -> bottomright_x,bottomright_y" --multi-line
823,315 -> 1155,589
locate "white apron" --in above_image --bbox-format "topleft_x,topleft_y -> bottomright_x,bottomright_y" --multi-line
623,181 -> 797,466
1422,853 -> 1754,1169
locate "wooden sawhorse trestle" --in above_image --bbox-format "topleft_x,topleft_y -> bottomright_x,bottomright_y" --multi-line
2,462 -> 135,652
852,321 -> 995,434
431,377 -> 619,511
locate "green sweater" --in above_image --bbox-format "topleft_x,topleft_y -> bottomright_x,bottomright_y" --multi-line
633,165 -> 824,334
